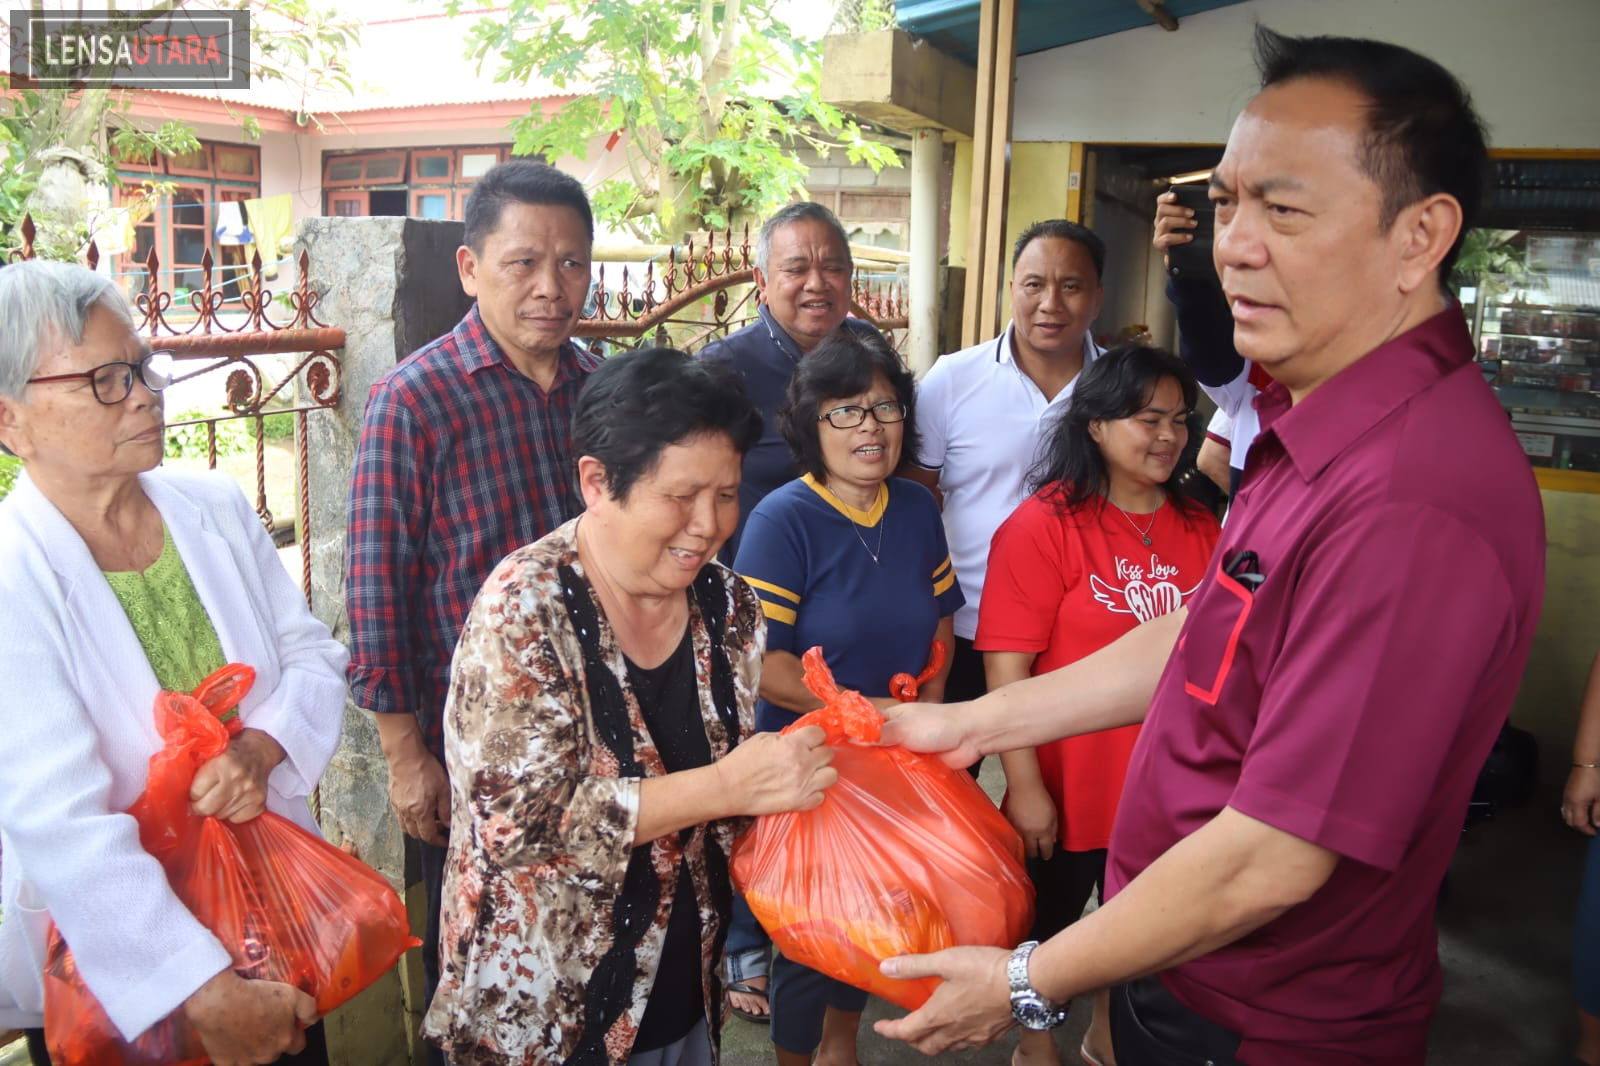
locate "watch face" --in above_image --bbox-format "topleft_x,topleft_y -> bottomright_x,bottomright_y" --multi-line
1012,994 -> 1066,1031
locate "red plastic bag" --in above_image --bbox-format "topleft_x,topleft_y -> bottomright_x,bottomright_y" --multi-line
43,666 -> 419,1066
730,648 -> 1034,1010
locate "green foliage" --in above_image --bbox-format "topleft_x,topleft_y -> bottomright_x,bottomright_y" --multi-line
461,0 -> 900,240
252,411 -> 296,443
1,1 -> 360,259
0,453 -> 20,502
165,411 -> 252,463
1453,229 -> 1530,298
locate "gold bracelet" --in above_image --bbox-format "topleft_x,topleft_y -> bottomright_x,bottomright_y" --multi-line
1575,762 -> 1600,769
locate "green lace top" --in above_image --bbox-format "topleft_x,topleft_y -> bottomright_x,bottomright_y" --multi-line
103,525 -> 227,694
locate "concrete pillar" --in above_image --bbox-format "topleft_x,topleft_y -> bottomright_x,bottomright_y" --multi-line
297,216 -> 473,1066
908,128 -> 941,375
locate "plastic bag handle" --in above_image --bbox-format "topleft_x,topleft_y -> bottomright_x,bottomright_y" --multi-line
786,646 -> 884,744
889,640 -> 948,703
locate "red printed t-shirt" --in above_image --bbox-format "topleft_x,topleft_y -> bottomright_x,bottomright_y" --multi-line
1105,306 -> 1546,1064
976,492 -> 1220,850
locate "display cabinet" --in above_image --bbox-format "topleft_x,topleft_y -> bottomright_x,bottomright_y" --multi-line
1471,237 -> 1600,474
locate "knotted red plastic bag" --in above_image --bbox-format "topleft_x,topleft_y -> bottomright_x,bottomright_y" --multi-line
43,665 -> 419,1066
730,648 -> 1034,1010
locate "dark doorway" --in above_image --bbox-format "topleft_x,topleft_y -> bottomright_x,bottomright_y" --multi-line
368,189 -> 408,217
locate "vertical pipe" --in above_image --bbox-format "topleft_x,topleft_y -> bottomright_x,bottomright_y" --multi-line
908,127 -> 942,375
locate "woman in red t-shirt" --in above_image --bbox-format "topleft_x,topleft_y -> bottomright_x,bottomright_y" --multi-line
977,343 -> 1220,1066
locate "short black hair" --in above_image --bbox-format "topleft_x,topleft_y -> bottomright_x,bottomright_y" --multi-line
1030,343 -> 1209,520
1253,25 -> 1489,284
778,327 -> 918,481
572,348 -> 761,501
462,160 -> 595,252
1011,219 -> 1106,283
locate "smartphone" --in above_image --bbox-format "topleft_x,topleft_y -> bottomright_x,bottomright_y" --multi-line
1165,183 -> 1218,285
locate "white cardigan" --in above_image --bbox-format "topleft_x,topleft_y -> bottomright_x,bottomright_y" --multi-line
0,467 -> 348,1039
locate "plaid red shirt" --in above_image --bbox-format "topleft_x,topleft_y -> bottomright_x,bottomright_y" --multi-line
345,304 -> 603,756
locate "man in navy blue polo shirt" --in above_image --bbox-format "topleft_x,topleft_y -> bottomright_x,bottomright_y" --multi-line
700,202 -> 885,564
872,27 -> 1545,1066
698,201 -> 885,1022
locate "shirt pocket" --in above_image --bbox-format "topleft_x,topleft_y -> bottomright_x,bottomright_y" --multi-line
1178,558 -> 1257,706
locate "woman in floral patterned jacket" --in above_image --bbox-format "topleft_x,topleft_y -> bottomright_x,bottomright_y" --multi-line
423,348 -> 839,1066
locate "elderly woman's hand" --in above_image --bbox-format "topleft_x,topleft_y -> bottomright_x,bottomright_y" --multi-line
183,970 -> 319,1065
190,728 -> 286,823
717,725 -> 838,816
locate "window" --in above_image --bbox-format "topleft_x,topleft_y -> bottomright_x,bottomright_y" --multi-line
216,146 -> 259,179
322,147 -> 507,220
411,190 -> 451,219
413,152 -> 453,182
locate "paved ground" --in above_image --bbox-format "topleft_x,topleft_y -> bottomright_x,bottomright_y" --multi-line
720,756 -> 1582,1066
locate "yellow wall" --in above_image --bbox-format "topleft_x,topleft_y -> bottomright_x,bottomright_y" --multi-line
1510,488 -> 1600,734
1000,142 -> 1077,315
950,140 -> 972,270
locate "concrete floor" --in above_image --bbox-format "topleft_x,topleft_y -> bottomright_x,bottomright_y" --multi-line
3,713 -> 1580,1066
721,742 -> 1587,1066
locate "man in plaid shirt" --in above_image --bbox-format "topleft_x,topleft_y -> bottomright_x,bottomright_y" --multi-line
344,161 -> 603,1038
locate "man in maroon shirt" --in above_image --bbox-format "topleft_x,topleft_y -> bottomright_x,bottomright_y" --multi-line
873,27 -> 1545,1066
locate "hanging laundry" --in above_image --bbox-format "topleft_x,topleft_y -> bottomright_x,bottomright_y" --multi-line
242,193 -> 293,278
214,200 -> 253,245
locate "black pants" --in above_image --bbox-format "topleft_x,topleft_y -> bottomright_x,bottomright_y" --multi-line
1027,847 -> 1106,941
945,636 -> 988,779
25,1021 -> 329,1065
1110,977 -> 1242,1066
420,839 -> 450,1066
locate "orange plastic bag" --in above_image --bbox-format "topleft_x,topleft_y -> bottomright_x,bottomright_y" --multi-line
730,648 -> 1034,1010
43,665 -> 419,1066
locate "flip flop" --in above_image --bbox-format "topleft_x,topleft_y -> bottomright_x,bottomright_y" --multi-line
1080,1042 -> 1107,1066
727,978 -> 771,1025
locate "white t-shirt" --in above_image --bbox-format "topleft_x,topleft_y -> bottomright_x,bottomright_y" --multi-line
914,325 -> 1101,639
1202,364 -> 1261,474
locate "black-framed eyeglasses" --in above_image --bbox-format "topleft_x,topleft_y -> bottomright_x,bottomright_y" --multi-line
26,350 -> 176,406
817,401 -> 907,430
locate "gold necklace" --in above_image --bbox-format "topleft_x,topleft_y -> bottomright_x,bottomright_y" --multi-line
822,481 -> 886,565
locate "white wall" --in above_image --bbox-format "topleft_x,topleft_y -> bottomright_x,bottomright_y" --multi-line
1014,0 -> 1600,149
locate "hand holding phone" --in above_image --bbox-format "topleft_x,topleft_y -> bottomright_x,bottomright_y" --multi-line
1159,184 -> 1218,285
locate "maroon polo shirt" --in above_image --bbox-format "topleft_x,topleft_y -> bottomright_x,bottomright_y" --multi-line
1105,304 -> 1545,1064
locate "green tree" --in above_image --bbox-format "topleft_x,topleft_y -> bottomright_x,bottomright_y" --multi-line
2,0 -> 359,260
456,0 -> 900,241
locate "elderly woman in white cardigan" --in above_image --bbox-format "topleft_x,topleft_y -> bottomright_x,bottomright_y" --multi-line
0,260 -> 348,1066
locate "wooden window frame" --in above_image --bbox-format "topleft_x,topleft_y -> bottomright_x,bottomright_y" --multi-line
411,150 -> 456,184
165,145 -> 215,179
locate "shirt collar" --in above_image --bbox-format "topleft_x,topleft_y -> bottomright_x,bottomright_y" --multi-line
994,323 -> 1101,367
757,304 -> 806,363
458,302 -> 584,388
1257,302 -> 1475,483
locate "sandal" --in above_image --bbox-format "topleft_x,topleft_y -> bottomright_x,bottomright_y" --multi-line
1080,1042 -> 1107,1066
727,978 -> 771,1025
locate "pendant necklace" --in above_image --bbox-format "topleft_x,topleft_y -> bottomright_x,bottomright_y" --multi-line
823,482 -> 886,564
1112,500 -> 1160,546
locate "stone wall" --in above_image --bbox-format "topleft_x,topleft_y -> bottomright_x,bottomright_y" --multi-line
298,216 -> 472,1066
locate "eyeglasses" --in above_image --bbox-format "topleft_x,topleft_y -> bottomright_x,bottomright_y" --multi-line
817,401 -> 907,430
26,350 -> 176,406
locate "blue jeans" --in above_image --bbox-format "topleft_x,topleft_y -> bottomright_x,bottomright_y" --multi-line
724,891 -> 771,985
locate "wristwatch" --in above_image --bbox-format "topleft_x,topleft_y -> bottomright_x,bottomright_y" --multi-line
1007,940 -> 1068,1030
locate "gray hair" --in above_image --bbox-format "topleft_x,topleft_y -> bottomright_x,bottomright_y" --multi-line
754,202 -> 852,274
0,260 -> 133,400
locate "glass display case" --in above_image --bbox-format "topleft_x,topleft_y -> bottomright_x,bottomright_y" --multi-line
1470,235 -> 1600,473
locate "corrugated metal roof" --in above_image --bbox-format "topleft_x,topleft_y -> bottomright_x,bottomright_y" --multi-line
897,0 -> 1253,64
132,9 -> 573,115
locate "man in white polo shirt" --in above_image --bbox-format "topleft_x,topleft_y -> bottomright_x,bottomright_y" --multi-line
908,220 -> 1106,708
